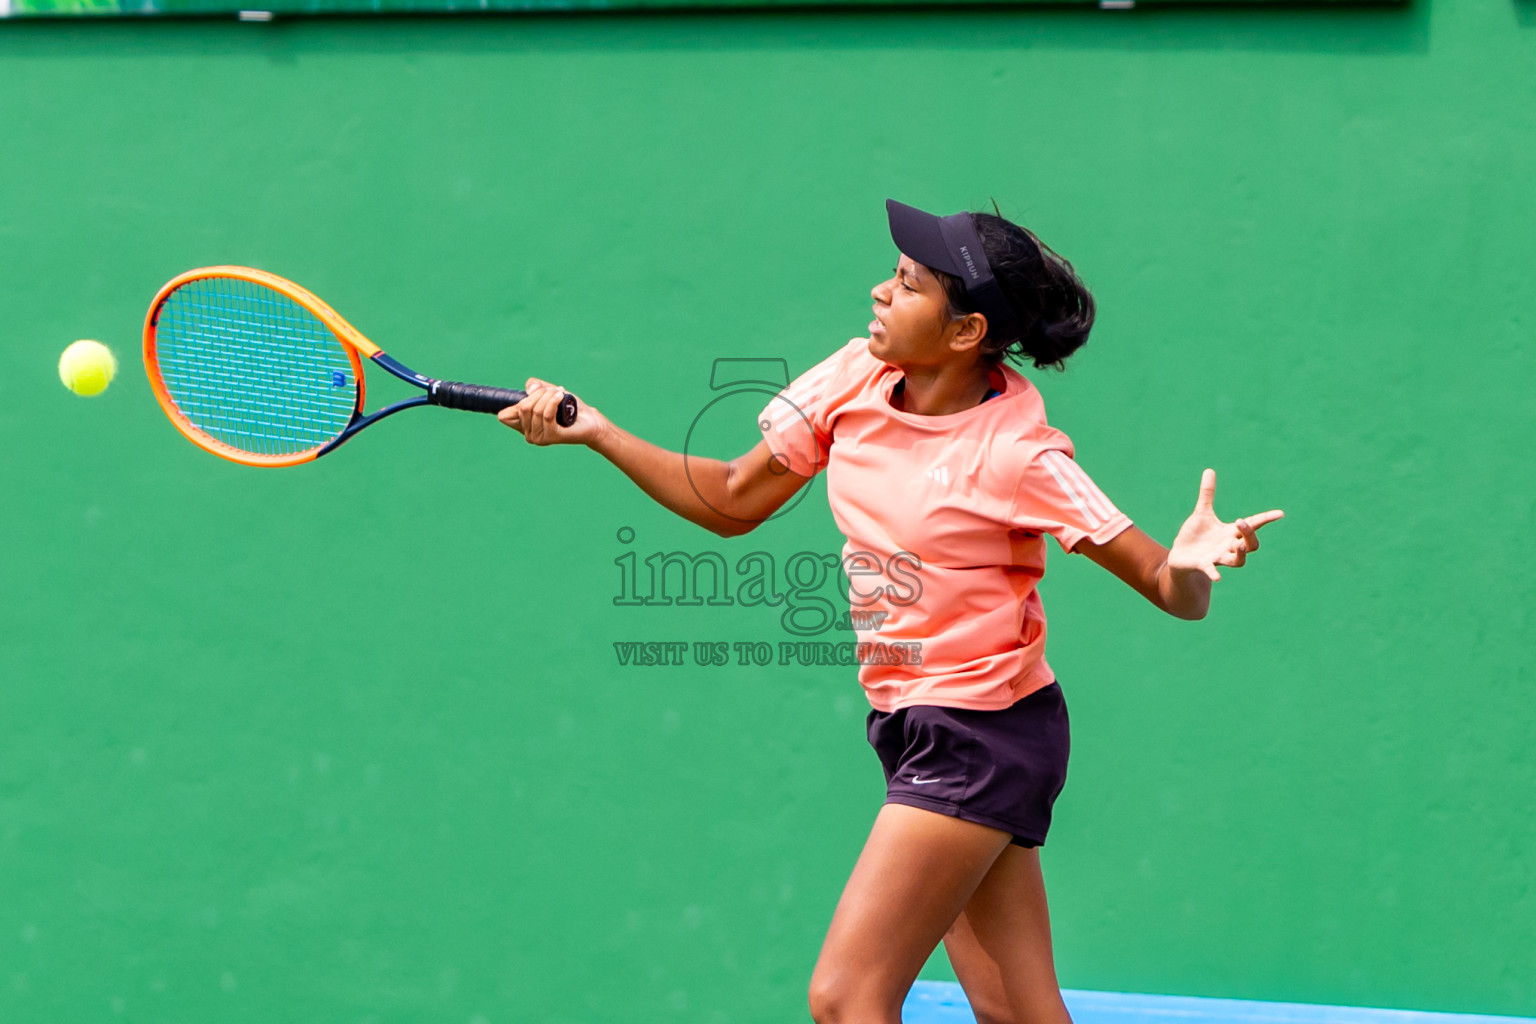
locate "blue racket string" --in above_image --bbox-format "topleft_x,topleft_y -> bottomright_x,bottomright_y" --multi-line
156,277 -> 360,457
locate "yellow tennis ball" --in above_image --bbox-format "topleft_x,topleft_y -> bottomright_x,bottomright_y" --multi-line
59,340 -> 117,397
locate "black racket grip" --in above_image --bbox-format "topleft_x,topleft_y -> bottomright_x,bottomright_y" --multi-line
429,380 -> 578,427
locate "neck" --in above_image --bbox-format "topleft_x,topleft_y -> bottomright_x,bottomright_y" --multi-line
894,360 -> 995,416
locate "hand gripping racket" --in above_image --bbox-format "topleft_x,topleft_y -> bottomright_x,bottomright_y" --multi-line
143,266 -> 577,467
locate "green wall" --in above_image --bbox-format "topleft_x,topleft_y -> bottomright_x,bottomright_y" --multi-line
3,2 -> 1533,1021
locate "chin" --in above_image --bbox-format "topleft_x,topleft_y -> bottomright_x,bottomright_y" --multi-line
867,339 -> 902,368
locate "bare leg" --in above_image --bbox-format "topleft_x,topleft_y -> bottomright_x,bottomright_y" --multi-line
941,845 -> 1073,1024
807,803 -> 1012,1024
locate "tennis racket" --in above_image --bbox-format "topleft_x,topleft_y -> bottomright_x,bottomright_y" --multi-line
143,266 -> 577,467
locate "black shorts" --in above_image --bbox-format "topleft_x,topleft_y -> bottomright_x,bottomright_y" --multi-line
865,682 -> 1070,847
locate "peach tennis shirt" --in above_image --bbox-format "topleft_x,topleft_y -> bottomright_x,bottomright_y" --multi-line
759,338 -> 1133,712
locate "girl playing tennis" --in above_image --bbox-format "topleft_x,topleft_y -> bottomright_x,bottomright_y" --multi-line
500,199 -> 1283,1024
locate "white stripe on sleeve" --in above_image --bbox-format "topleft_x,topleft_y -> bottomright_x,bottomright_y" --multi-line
783,362 -> 838,405
1040,451 -> 1101,529
1052,452 -> 1116,521
766,362 -> 839,431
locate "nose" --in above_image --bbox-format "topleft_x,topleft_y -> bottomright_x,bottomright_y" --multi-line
871,276 -> 893,303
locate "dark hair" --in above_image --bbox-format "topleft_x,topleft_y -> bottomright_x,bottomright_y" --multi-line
933,211 -> 1095,371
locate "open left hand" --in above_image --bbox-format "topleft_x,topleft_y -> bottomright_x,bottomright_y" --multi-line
1167,469 -> 1285,582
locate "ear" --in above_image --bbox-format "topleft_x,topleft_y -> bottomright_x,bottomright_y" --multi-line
946,311 -> 989,354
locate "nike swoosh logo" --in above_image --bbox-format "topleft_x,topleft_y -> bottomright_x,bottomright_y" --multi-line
911,776 -> 943,785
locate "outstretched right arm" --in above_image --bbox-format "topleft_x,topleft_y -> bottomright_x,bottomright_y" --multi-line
498,377 -> 811,538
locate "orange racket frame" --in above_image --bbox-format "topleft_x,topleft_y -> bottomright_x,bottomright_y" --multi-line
144,265 -> 575,467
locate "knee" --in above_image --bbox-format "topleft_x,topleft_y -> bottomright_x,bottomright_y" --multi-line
807,970 -> 848,1024
804,976 -> 841,1024
806,971 -> 843,1024
807,968 -> 901,1024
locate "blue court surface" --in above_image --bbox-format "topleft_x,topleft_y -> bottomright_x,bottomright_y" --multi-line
903,984 -> 1536,1024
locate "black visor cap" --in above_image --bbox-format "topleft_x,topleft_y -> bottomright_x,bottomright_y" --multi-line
886,199 -> 958,277
885,199 -> 1022,346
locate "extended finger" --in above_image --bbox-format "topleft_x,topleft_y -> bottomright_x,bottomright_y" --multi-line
1244,509 -> 1285,530
1195,468 -> 1217,514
